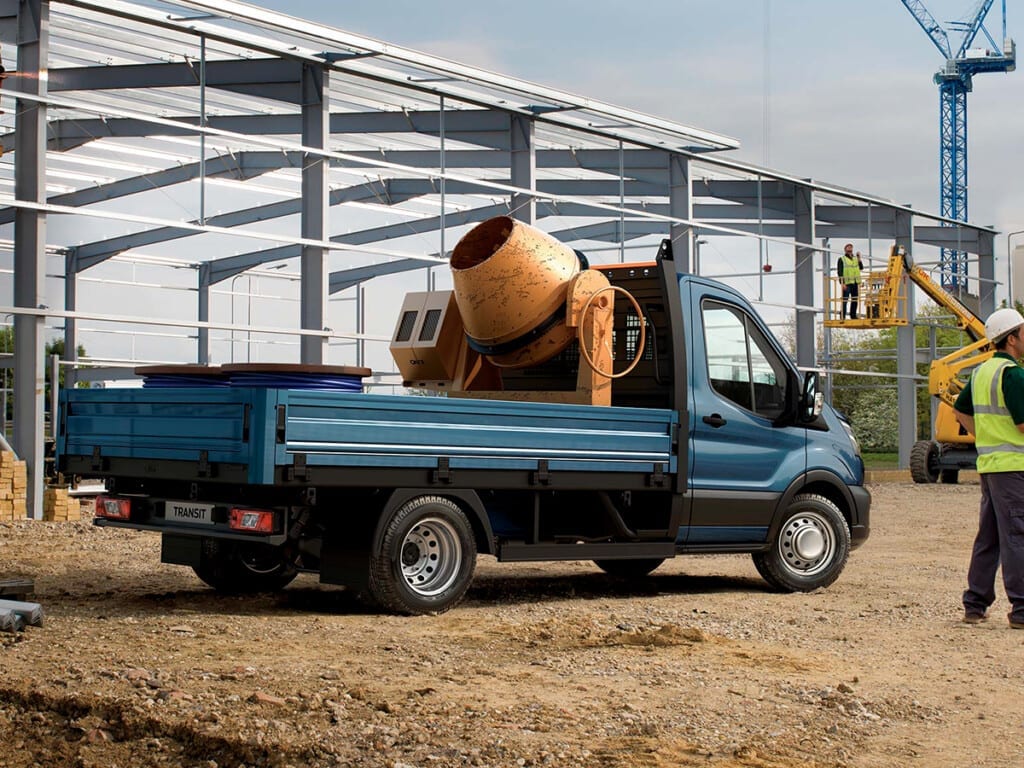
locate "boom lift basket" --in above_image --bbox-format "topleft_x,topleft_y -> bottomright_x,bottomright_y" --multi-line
824,248 -> 909,328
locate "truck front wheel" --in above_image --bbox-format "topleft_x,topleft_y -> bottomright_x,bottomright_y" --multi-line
192,540 -> 298,593
368,496 -> 477,615
752,494 -> 850,592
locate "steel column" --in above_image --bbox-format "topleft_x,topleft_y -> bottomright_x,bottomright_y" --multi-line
895,209 -> 917,469
792,185 -> 816,368
820,238 -> 834,405
197,264 -> 211,364
300,62 -> 328,364
63,253 -> 77,387
977,229 -> 996,319
668,155 -> 691,272
510,114 -> 535,224
13,0 -> 49,520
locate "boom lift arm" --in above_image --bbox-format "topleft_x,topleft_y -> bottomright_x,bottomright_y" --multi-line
825,244 -> 992,483
896,245 -> 991,410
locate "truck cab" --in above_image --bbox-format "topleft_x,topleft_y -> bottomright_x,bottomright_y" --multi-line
681,272 -> 869,586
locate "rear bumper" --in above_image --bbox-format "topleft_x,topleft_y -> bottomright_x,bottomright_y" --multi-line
849,484 -> 871,549
94,517 -> 287,546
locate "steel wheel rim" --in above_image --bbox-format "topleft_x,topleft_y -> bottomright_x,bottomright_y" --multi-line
238,546 -> 282,575
777,510 -> 836,577
400,516 -> 462,597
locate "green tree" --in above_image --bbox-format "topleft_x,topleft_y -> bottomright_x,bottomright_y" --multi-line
827,300 -> 977,443
846,386 -> 899,451
0,327 -> 88,421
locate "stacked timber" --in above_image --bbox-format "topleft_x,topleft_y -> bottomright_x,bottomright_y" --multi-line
0,451 -> 27,520
0,579 -> 33,600
43,486 -> 79,522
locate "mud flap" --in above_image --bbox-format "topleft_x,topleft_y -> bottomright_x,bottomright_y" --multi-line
319,516 -> 376,590
161,534 -> 202,567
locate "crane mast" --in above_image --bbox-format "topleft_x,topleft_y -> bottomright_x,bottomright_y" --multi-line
899,0 -> 1015,290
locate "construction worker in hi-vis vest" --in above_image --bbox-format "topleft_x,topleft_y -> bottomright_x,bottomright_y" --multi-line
953,307 -> 1024,630
837,243 -> 863,320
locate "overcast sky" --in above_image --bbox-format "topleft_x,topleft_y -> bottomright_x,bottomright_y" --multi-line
245,0 -> 1024,255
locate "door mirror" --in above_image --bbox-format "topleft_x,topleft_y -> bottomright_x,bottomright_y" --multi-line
800,371 -> 824,422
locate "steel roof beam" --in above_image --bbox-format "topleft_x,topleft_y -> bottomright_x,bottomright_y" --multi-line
326,201 -> 508,248
691,223 -> 818,238
329,260 -> 431,293
327,219 -> 826,294
693,179 -> 796,203
213,201 -> 507,287
49,59 -> 304,103
69,174 -> 806,272
815,205 -> 898,226
913,225 -> 981,250
547,220 -> 666,243
811,223 -> 896,239
74,179 -> 399,269
37,109 -> 515,151
382,178 -> 668,198
0,152 -> 276,225
243,147 -> 671,175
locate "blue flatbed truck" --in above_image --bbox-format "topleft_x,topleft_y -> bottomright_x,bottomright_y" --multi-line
56,236 -> 869,614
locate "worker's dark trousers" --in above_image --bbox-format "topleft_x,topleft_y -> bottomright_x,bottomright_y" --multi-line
841,283 -> 859,320
963,471 -> 1024,623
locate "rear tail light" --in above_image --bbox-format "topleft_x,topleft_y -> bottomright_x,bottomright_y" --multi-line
96,496 -> 131,520
229,507 -> 274,533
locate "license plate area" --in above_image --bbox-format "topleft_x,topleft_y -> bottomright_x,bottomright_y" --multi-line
164,500 -> 216,525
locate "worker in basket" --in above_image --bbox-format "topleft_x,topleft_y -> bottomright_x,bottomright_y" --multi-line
837,243 -> 864,320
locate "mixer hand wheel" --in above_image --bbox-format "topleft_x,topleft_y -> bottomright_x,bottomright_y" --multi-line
576,285 -> 647,380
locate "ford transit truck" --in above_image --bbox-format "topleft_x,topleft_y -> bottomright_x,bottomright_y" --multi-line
56,217 -> 869,614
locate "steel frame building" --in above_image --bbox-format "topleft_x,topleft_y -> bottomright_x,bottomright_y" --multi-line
0,0 -> 997,516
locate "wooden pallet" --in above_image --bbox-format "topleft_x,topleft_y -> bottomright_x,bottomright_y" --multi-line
0,579 -> 34,600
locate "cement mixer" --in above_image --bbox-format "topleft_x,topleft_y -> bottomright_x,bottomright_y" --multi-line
391,216 -> 645,406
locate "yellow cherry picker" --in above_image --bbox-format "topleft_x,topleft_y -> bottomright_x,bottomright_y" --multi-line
824,244 -> 991,483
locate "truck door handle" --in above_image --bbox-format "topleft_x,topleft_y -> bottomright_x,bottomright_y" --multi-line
702,414 -> 727,428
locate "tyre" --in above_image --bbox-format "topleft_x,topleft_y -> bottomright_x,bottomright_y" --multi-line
368,496 -> 476,615
752,494 -> 850,592
192,540 -> 297,593
940,469 -> 960,484
593,558 -> 665,579
910,440 -> 940,484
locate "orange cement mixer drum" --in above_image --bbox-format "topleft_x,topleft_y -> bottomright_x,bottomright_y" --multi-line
450,216 -> 582,368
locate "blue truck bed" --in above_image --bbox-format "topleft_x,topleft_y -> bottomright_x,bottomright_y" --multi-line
59,388 -> 678,484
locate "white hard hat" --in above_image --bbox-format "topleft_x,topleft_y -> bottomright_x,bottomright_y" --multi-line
985,307 -> 1024,342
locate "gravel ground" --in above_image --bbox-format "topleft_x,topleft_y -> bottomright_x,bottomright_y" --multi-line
0,481 -> 1022,768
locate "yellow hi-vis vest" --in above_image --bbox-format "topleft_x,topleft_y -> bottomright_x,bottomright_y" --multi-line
841,254 -> 861,285
972,356 -> 1024,473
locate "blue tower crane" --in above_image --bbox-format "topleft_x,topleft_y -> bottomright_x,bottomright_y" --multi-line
899,0 -> 1015,289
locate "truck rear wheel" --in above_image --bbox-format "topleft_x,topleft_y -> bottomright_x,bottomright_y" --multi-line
368,496 -> 476,615
593,558 -> 665,579
752,494 -> 850,592
192,540 -> 297,594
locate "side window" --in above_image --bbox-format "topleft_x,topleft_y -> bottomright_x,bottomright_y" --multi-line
702,300 -> 788,420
